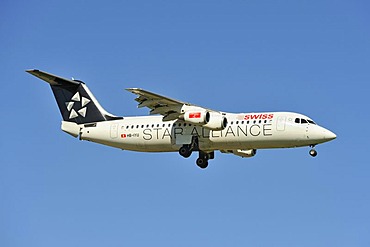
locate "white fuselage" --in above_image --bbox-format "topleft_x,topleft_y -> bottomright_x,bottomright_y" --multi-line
78,112 -> 336,153
27,69 -> 336,167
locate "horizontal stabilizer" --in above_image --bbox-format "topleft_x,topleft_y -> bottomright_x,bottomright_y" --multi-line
26,69 -> 82,86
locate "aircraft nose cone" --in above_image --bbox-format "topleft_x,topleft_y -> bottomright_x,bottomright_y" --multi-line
325,129 -> 337,141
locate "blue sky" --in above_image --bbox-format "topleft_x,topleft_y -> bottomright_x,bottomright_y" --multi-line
1,0 -> 370,246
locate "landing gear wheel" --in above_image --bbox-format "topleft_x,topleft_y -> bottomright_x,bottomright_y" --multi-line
179,146 -> 192,158
309,149 -> 317,157
196,158 -> 208,169
196,151 -> 210,169
179,136 -> 199,159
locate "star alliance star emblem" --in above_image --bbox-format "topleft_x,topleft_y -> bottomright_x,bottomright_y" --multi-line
65,92 -> 91,119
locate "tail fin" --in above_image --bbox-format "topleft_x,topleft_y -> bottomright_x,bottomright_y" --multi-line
27,69 -> 122,124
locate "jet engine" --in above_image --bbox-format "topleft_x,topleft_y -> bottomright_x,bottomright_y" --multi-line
183,110 -> 208,124
183,111 -> 227,130
203,112 -> 228,130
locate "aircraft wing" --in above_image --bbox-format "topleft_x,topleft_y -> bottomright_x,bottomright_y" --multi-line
126,88 -> 219,121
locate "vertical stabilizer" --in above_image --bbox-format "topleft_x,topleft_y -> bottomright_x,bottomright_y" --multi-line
27,69 -> 122,124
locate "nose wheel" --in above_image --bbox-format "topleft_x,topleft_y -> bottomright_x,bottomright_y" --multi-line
309,145 -> 317,157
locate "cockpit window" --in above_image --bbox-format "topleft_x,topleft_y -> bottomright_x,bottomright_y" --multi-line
295,118 -> 317,124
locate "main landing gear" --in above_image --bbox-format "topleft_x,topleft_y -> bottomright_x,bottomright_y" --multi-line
179,145 -> 192,158
196,151 -> 214,169
309,145 -> 318,157
179,136 -> 214,169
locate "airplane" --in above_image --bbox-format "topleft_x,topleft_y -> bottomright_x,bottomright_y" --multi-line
27,69 -> 336,169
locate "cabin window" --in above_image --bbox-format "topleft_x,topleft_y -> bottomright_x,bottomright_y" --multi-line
184,123 -> 187,126
141,125 -> 144,128
236,121 -> 239,124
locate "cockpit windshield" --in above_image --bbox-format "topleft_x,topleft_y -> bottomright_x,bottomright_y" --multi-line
307,119 -> 316,124
295,118 -> 316,125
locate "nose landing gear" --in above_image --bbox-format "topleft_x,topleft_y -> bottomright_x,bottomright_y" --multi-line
309,145 -> 317,157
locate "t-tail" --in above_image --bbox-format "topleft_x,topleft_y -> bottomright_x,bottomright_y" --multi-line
27,69 -> 122,136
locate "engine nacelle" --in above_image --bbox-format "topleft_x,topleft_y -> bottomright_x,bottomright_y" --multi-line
183,110 -> 209,124
230,149 -> 257,158
203,112 -> 228,130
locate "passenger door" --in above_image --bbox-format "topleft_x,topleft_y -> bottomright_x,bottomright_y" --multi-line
110,123 -> 118,139
276,116 -> 286,131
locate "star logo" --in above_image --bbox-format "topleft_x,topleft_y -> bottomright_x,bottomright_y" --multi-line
65,92 -> 91,119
